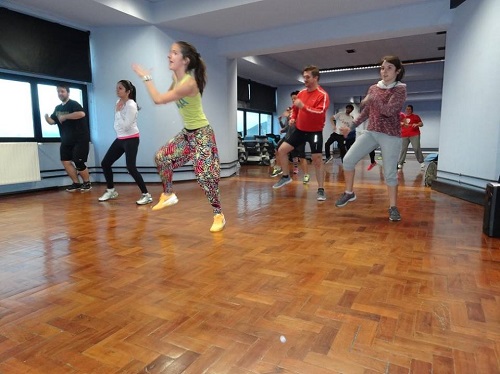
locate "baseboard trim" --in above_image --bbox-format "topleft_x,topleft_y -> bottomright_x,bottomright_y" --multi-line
432,178 -> 485,205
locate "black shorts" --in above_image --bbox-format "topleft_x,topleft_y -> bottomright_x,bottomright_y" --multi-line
60,139 -> 89,163
290,143 -> 306,159
286,128 -> 323,154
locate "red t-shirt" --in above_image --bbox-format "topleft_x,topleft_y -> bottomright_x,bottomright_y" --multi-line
401,113 -> 422,137
291,86 -> 330,132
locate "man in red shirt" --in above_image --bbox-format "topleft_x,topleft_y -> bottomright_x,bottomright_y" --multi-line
272,65 -> 330,201
398,104 -> 425,169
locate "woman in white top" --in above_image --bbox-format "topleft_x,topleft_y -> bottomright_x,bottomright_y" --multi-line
98,80 -> 152,205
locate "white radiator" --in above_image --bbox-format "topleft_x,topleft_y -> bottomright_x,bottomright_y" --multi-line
0,143 -> 41,185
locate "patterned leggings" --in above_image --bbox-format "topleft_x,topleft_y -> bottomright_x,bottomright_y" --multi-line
155,125 -> 222,214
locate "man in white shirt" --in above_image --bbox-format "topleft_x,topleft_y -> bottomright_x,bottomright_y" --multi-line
324,104 -> 354,163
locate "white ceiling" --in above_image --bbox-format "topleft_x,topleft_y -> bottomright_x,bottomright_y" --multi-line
1,0 -> 450,90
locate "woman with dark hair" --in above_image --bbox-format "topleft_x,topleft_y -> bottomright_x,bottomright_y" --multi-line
132,41 -> 225,232
98,79 -> 152,205
335,56 -> 407,221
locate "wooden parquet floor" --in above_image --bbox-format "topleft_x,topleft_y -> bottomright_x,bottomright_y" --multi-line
0,156 -> 499,374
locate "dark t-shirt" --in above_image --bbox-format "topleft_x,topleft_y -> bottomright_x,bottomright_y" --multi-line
50,99 -> 89,143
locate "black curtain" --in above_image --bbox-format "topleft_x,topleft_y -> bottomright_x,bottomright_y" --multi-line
450,0 -> 467,9
249,81 -> 276,112
0,7 -> 92,82
237,77 -> 250,102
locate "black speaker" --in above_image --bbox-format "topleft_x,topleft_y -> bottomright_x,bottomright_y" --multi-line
483,183 -> 500,237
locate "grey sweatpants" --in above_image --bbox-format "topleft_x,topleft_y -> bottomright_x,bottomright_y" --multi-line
343,130 -> 402,186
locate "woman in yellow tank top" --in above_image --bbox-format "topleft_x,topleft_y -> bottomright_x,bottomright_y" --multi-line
132,41 -> 225,232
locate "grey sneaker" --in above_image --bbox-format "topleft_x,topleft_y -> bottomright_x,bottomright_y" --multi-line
136,193 -> 153,205
271,167 -> 283,177
272,176 -> 292,189
98,189 -> 118,202
335,192 -> 356,207
66,183 -> 82,192
316,188 -> 326,201
389,206 -> 401,221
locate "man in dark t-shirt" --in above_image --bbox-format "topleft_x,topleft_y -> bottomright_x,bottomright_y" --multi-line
44,84 -> 91,192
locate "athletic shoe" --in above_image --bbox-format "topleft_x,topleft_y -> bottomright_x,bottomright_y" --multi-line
293,166 -> 299,174
367,162 -> 377,171
397,164 -> 403,169
389,206 -> 401,221
136,193 -> 153,205
152,192 -> 178,211
210,213 -> 226,232
420,163 -> 426,169
272,176 -> 292,189
303,174 -> 310,184
271,167 -> 283,177
98,189 -> 118,201
80,182 -> 92,192
316,188 -> 326,201
66,183 -> 82,192
335,192 -> 356,207
324,156 -> 334,164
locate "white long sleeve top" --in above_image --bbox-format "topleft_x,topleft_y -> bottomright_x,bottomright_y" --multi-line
114,99 -> 139,139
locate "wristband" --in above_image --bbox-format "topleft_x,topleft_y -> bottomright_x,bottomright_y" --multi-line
142,75 -> 153,82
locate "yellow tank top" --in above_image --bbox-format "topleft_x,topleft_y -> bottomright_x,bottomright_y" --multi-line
175,74 -> 209,130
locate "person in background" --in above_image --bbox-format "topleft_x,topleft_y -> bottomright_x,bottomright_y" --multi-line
98,80 -> 152,205
324,104 -> 354,164
398,104 -> 425,169
272,91 -> 310,183
132,41 -> 225,232
272,65 -> 329,200
335,55 -> 407,221
44,84 -> 91,192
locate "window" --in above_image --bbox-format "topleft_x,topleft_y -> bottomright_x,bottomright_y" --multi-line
237,109 -> 275,137
0,72 -> 88,142
0,79 -> 34,137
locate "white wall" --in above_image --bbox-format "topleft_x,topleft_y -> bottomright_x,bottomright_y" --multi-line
438,0 -> 500,188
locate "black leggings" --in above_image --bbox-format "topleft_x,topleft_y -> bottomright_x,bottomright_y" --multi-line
101,137 -> 148,193
325,133 -> 347,160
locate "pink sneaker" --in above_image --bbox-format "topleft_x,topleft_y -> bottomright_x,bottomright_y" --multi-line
367,162 -> 377,171
293,166 -> 299,174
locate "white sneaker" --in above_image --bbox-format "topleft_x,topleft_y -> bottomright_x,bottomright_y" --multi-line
98,189 -> 118,201
136,193 -> 153,205
397,164 -> 402,169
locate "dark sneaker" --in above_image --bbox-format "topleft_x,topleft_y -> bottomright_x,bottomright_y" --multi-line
335,192 -> 356,207
80,182 -> 92,192
272,176 -> 292,189
316,188 -> 326,201
389,206 -> 401,221
66,183 -> 82,192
